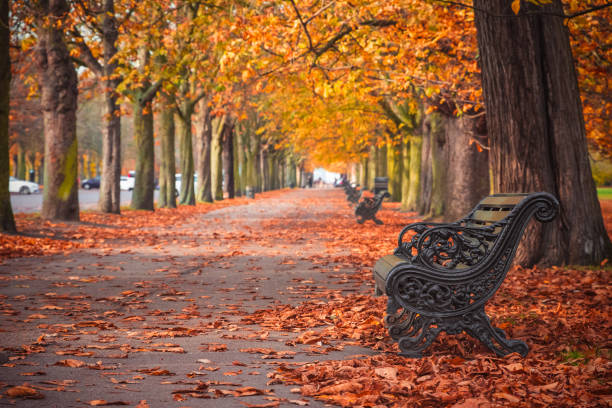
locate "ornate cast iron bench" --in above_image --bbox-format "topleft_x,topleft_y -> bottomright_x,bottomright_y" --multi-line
355,191 -> 390,224
344,183 -> 362,206
373,192 -> 559,357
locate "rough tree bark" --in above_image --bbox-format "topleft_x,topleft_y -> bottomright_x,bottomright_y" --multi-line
474,0 -> 612,265
36,0 -> 79,221
0,0 -> 16,232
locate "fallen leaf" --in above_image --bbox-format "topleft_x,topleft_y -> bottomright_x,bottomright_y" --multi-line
6,385 -> 44,399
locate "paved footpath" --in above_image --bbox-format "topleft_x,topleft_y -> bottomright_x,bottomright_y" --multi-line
0,189 -> 387,408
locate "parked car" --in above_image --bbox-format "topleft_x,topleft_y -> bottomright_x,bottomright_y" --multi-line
174,173 -> 198,196
81,176 -> 100,190
120,176 -> 134,191
9,177 -> 40,194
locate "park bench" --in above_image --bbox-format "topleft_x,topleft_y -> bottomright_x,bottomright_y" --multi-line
373,177 -> 389,195
344,183 -> 362,206
355,191 -> 390,224
373,192 -> 559,357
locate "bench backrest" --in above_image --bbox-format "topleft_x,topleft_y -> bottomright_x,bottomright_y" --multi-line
463,193 -> 530,227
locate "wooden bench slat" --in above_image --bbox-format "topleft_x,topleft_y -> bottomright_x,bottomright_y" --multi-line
470,210 -> 512,223
478,194 -> 529,206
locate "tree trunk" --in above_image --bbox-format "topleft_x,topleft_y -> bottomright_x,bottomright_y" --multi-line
401,135 -> 411,211
233,126 -> 242,196
211,115 -> 224,200
195,100 -> 213,203
444,115 -> 490,220
98,0 -> 121,214
177,102 -> 195,205
424,113 -> 447,219
131,97 -> 154,210
359,157 -> 368,190
17,146 -> 25,180
376,145 -> 387,177
406,135 -> 422,211
158,93 -> 176,208
222,118 -> 235,199
36,0 -> 79,221
474,0 -> 612,265
98,79 -> 121,213
418,118 -> 432,215
386,137 -> 401,201
368,145 -> 377,190
0,0 -> 16,232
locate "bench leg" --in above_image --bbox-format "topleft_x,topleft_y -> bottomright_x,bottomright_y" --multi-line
385,299 -> 440,358
463,307 -> 529,357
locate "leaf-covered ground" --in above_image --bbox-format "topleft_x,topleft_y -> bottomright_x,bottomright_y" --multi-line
0,189 -> 610,407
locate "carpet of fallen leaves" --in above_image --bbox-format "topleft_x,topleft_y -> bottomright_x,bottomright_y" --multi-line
0,198 -> 249,261
0,190 -> 610,407
242,196 -> 612,408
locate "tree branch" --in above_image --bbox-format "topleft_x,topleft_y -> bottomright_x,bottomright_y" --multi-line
70,29 -> 103,75
139,80 -> 163,105
288,0 -> 314,52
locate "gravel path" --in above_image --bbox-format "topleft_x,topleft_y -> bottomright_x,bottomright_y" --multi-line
0,188 -> 378,408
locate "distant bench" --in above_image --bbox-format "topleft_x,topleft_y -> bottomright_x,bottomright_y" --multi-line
373,192 -> 559,357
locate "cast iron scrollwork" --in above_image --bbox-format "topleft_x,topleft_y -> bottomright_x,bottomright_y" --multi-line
377,192 -> 559,358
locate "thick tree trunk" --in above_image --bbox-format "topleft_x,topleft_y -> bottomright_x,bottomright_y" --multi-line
98,1 -> 121,214
158,95 -> 176,208
211,115 -> 224,200
444,115 -> 490,220
474,0 -> 612,265
36,0 -> 79,221
222,118 -> 235,199
195,101 -> 213,203
131,98 -> 154,210
0,0 -> 15,232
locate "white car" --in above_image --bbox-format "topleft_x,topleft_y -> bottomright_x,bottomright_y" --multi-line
119,176 -> 134,191
174,173 -> 198,196
9,177 -> 40,194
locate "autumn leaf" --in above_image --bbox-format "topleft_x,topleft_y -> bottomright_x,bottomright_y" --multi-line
6,385 -> 44,399
54,359 -> 86,368
89,400 -> 130,406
